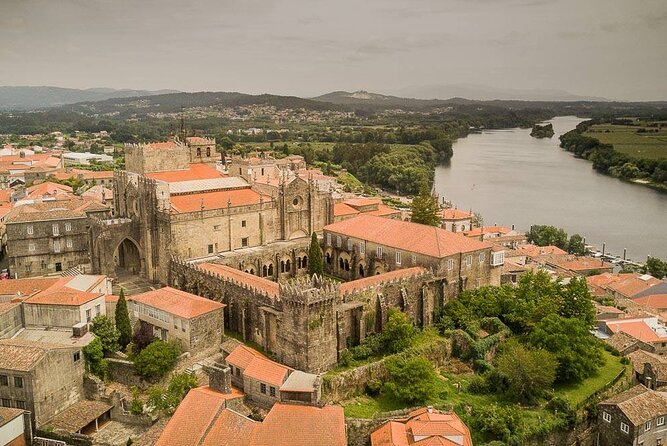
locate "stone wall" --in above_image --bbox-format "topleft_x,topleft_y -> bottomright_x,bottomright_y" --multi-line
0,303 -> 23,338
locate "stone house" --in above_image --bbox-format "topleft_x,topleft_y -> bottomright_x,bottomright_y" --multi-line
129,287 -> 224,353
0,407 -> 32,446
440,208 -> 473,233
627,350 -> 667,390
598,385 -> 667,446
322,214 -> 503,293
5,197 -> 109,278
0,339 -> 84,427
605,317 -> 667,355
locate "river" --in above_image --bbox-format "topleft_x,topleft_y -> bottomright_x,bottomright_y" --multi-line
433,116 -> 667,262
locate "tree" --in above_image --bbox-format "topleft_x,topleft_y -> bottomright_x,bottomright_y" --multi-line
133,340 -> 180,380
381,309 -> 416,353
526,225 -> 568,249
383,356 -> 437,404
308,232 -> 323,275
115,289 -> 132,350
495,339 -> 557,404
567,234 -> 586,256
506,271 -> 562,334
528,314 -> 603,383
83,336 -> 108,379
643,257 -> 667,279
559,277 -> 595,326
91,315 -> 120,356
410,184 -> 441,226
146,372 -> 198,415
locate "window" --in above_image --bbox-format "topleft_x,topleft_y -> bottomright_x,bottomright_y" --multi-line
645,420 -> 652,431
326,233 -> 331,246
447,259 -> 454,271
241,220 -> 246,228
412,254 -> 417,265
376,246 -> 383,257
658,416 -> 665,426
28,243 -> 35,252
241,237 -> 249,247
336,236 -> 342,247
52,224 -> 59,236
620,422 -> 629,433
269,386 -> 276,397
360,241 -> 365,255
479,252 -> 486,263
236,368 -> 240,377
395,251 -> 401,265
65,222 -> 72,232
86,309 -> 92,322
466,255 -> 472,266
206,147 -> 211,157
14,377 -> 23,388
208,244 -> 214,254
53,240 -> 61,253
66,239 -> 72,248
1,399 -> 10,408
73,351 -> 81,362
0,375 -> 7,386
602,412 -> 611,423
14,400 -> 25,410
213,225 -> 220,231
27,225 -> 33,235
492,251 -> 505,266
347,239 -> 353,251
95,304 -> 101,316
260,383 -> 267,394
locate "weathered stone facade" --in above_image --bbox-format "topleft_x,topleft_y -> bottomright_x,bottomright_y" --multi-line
169,259 -> 441,373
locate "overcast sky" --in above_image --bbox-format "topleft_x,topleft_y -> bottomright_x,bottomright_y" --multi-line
1,0 -> 666,100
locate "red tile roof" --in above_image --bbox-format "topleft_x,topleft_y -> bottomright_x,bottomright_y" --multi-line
515,244 -> 567,257
201,408 -> 258,446
198,263 -> 279,299
440,209 -> 472,220
169,188 -> 269,213
26,181 -> 73,199
334,202 -> 360,217
606,319 -> 667,343
0,278 -> 59,297
249,403 -> 346,446
371,408 -> 472,446
130,287 -> 224,319
340,267 -> 429,295
324,214 -> 492,258
551,257 -> 612,272
155,386 -> 244,446
26,288 -> 103,306
225,344 -> 291,387
635,295 -> 667,311
146,163 -> 224,183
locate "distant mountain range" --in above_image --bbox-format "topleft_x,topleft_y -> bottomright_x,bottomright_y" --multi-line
311,90 -> 468,108
387,83 -> 610,102
0,86 -> 180,111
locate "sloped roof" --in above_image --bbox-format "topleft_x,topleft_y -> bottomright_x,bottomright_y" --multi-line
600,385 -> 667,426
130,287 -> 224,319
440,209 -> 472,220
0,277 -> 60,297
201,408 -> 258,446
225,344 -> 291,387
0,339 -> 75,371
145,163 -> 223,183
515,244 -> 567,257
249,403 -> 346,446
6,197 -> 108,223
0,407 -> 25,429
324,214 -> 491,259
47,400 -> 112,433
169,189 -> 269,213
371,408 -> 472,446
340,267 -> 429,296
198,263 -> 279,299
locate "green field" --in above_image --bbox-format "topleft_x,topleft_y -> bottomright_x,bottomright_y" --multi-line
584,123 -> 667,160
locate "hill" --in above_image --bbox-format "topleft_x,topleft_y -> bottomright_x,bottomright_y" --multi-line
311,90 -> 466,109
0,86 -> 180,111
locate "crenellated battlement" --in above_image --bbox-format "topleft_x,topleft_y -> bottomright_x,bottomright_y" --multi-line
279,274 -> 339,306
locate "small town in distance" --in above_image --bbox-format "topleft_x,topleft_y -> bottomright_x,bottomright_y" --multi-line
1,1 -> 667,446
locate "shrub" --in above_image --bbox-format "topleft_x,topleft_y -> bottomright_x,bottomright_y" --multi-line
115,289 -> 133,350
339,349 -> 353,367
91,315 -> 120,356
83,336 -> 108,379
147,372 -> 197,415
383,355 -> 437,404
473,359 -> 493,374
351,345 -> 373,360
133,322 -> 156,352
382,309 -> 417,353
133,340 -> 180,380
366,379 -> 382,396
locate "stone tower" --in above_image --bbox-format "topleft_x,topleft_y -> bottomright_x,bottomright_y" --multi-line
277,274 -> 339,373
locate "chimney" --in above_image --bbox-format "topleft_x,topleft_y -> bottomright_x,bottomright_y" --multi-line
204,363 -> 232,394
427,406 -> 433,413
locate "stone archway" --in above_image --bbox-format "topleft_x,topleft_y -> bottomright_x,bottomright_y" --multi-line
115,238 -> 142,274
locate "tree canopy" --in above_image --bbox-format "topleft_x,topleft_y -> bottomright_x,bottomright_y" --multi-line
91,315 -> 120,356
115,289 -> 132,350
308,232 -> 323,276
133,340 -> 180,380
410,184 -> 441,226
383,355 -> 438,404
526,225 -> 568,249
495,339 -> 557,404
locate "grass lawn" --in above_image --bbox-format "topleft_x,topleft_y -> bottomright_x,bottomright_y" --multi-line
584,124 -> 667,160
556,350 -> 629,407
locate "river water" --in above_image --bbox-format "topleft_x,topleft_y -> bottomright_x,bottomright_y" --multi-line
434,116 -> 667,262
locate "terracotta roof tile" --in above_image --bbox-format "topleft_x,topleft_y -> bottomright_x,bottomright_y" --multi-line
0,277 -> 60,297
198,263 -> 279,299
334,202 -> 360,217
170,188 -> 269,213
145,163 -> 223,183
249,403 -> 346,446
515,244 -> 567,257
0,339 -> 75,371
440,209 -> 472,220
226,345 -> 291,386
155,386 -> 244,446
130,287 -> 224,319
0,407 -> 25,429
635,294 -> 667,311
371,408 -> 472,446
324,214 -> 492,259
26,288 -> 103,306
201,408 -> 258,446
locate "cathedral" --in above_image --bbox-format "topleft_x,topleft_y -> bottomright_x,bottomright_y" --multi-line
89,137 -> 334,284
